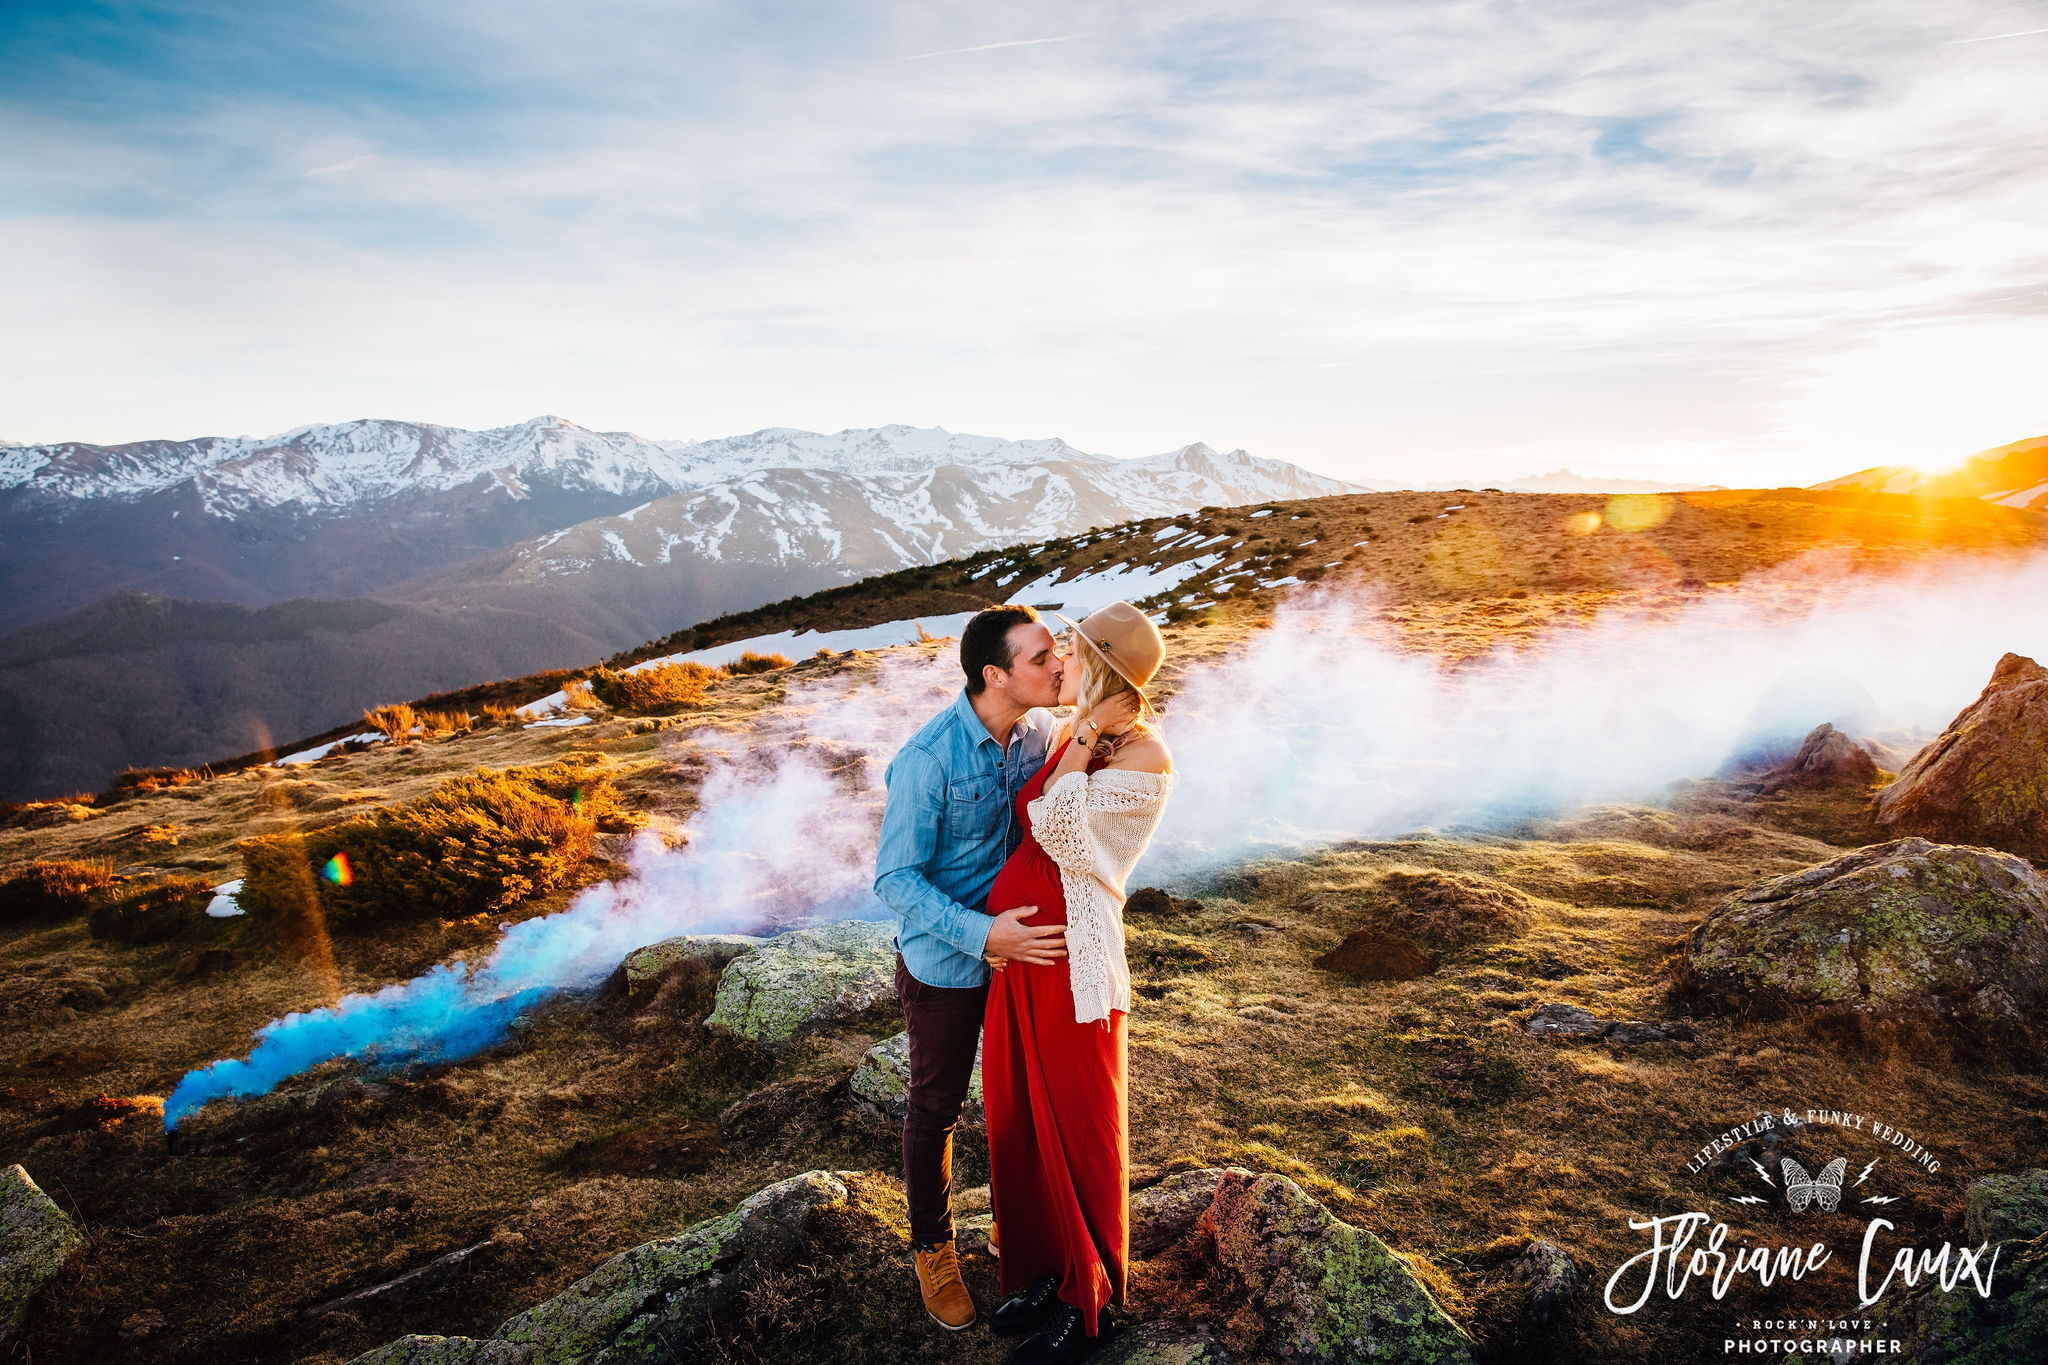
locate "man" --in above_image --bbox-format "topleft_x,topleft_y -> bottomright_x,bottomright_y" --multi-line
874,604 -> 1070,1331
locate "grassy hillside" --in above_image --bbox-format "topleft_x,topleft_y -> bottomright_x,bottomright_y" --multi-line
1,486 -> 2042,1363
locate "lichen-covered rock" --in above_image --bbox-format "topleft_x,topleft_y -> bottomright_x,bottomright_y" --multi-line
1522,1003 -> 1606,1038
1198,1170 -> 1474,1364
849,1030 -> 982,1125
347,1171 -> 848,1365
956,1212 -> 995,1258
1,1164 -> 85,1346
1967,1169 -> 2048,1247
1094,1321 -> 1233,1364
705,920 -> 898,1049
1895,1228 -> 2048,1363
619,933 -> 764,997
350,1338 -> 533,1365
1505,1239 -> 1581,1326
1522,1003 -> 1692,1044
1874,653 -> 2048,861
1680,839 -> 2048,1034
1133,1168 -> 1243,1258
1762,722 -> 1880,791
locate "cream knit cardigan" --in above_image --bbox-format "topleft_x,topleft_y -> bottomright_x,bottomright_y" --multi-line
1026,763 -> 1175,1024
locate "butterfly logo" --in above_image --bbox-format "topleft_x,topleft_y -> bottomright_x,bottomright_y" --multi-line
1782,1157 -> 1847,1213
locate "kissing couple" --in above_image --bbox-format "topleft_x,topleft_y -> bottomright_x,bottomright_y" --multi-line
874,601 -> 1176,1364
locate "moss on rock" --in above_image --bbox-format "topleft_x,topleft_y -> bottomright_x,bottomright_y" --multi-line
1,1165 -> 85,1347
705,920 -> 898,1050
1680,839 -> 2048,1036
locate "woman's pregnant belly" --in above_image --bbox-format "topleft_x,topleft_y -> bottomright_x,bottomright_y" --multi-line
986,837 -> 1069,926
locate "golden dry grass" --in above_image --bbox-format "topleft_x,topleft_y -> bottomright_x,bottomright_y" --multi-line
1,488 -> 2043,1363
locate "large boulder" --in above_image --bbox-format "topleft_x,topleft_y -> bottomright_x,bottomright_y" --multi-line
350,1171 -> 848,1365
2,1165 -> 85,1347
705,920 -> 898,1049
1896,1171 -> 2048,1362
1873,652 -> 2048,861
1967,1169 -> 2048,1248
1680,839 -> 2048,1034
848,1030 -> 982,1126
1199,1170 -> 1473,1364
619,933 -> 764,998
1761,722 -> 1880,791
1094,1322 -> 1233,1364
1133,1168 -> 1248,1258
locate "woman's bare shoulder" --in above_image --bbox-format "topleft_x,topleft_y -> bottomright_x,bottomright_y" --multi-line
1106,731 -> 1172,775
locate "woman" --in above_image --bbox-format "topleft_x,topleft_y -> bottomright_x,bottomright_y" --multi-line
981,600 -> 1175,1365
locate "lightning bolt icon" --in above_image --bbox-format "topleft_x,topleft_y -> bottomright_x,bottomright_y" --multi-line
1750,1158 -> 1776,1186
1854,1159 -> 1878,1187
1863,1195 -> 1898,1205
1730,1195 -> 1767,1205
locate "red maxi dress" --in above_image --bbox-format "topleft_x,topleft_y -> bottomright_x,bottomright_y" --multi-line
983,737 -> 1127,1335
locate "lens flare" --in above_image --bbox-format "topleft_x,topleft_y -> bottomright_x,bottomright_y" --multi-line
1564,510 -> 1603,535
1604,493 -> 1675,533
322,853 -> 353,886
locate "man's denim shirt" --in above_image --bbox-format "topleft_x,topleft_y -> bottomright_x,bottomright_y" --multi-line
874,687 -> 1056,988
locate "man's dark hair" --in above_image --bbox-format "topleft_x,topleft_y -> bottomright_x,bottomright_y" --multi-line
960,605 -> 1040,695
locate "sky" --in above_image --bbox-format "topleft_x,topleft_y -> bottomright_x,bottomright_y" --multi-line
2,1 -> 2045,487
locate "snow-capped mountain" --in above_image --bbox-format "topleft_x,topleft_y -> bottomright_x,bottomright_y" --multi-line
1811,435 -> 2048,512
0,415 -> 1357,640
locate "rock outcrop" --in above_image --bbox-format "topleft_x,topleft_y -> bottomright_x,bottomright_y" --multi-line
1,1165 -> 85,1348
1185,1168 -> 1474,1364
1505,1239 -> 1582,1326
1680,839 -> 2048,1035
1897,1168 -> 2048,1362
619,933 -> 764,997
848,1030 -> 982,1126
1094,1322 -> 1234,1364
1522,1002 -> 1693,1043
349,1171 -> 849,1365
1873,652 -> 2048,861
1761,722 -> 1880,791
704,920 -> 898,1049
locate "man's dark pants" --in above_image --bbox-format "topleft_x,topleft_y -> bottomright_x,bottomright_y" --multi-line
896,952 -> 990,1248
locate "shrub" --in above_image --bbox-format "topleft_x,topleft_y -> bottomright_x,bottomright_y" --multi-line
561,679 -> 601,710
418,708 -> 472,734
727,651 -> 794,675
587,660 -> 720,713
363,703 -> 419,742
0,859 -> 114,925
87,874 -> 215,944
479,701 -> 524,726
235,756 -> 623,931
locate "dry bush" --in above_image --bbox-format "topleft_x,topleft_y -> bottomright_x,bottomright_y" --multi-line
86,874 -> 216,945
479,701 -> 524,727
108,765 -> 208,795
587,661 -> 721,714
363,703 -> 419,741
727,651 -> 794,675
235,755 -> 623,931
561,679 -> 601,711
418,708 -> 472,734
0,858 -> 115,925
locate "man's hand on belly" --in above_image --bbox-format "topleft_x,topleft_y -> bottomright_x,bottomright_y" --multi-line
985,905 -> 1066,966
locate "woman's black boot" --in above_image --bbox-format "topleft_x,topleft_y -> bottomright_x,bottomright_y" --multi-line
1009,1303 -> 1089,1364
991,1272 -> 1062,1336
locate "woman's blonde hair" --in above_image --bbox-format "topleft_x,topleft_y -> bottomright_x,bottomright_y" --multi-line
1072,636 -> 1153,733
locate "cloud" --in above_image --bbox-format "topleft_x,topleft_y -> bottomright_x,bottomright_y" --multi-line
1,2 -> 2044,484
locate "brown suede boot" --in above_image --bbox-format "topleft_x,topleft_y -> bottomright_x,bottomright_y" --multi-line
913,1240 -> 977,1330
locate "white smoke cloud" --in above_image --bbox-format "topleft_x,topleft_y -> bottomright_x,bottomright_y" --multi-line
1142,549 -> 2048,878
167,554 -> 2048,1125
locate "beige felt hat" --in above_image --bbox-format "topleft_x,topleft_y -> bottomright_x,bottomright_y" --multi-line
1055,601 -> 1165,712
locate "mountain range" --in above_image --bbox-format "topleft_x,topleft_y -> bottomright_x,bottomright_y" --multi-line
1810,435 -> 2048,511
0,417 -> 1356,799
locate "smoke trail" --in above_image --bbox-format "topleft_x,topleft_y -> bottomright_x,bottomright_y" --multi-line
167,553 -> 2048,1126
164,652 -> 961,1128
1141,550 -> 2048,879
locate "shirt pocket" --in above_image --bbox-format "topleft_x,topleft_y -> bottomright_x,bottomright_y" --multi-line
945,773 -> 1003,843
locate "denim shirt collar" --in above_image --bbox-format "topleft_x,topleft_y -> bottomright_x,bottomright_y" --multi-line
950,686 -> 1030,754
